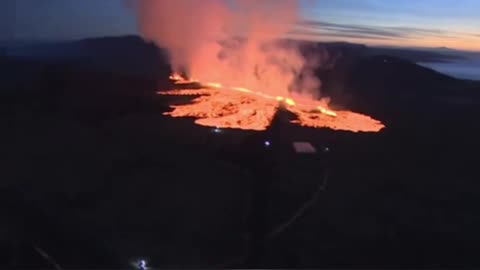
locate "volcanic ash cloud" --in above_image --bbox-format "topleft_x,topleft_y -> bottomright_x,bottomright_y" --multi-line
131,0 -> 322,99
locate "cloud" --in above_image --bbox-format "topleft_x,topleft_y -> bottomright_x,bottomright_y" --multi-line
297,19 -> 455,41
290,29 -> 396,41
132,0 -> 324,99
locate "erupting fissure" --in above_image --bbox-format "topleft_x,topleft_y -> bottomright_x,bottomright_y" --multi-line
159,74 -> 385,132
135,0 -> 385,133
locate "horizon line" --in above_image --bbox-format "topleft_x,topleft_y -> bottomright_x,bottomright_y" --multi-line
2,34 -> 480,54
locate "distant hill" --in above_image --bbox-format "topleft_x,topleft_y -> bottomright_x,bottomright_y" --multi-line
5,35 -> 468,77
295,40 -> 464,63
3,35 -> 478,108
5,36 -> 170,79
350,56 -> 458,93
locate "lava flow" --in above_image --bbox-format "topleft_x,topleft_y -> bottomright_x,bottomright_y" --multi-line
159,74 -> 385,132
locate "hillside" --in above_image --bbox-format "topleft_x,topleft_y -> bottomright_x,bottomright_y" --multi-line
1,36 -> 480,268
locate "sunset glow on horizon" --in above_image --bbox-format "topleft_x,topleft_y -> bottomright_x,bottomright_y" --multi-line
289,30 -> 480,52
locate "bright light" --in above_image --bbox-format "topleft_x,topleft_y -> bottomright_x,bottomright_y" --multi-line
318,106 -> 337,117
206,82 -> 222,88
264,141 -> 271,147
232,87 -> 252,93
131,259 -> 148,270
139,260 -> 147,270
285,98 -> 296,106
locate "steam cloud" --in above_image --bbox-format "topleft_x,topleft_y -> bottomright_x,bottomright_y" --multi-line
131,0 -> 323,99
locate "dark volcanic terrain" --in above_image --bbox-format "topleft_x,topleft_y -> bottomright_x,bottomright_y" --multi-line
1,36 -> 480,268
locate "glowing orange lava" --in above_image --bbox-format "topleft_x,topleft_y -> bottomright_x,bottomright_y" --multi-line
160,74 -> 385,132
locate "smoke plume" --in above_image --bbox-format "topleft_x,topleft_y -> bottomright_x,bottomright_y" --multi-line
131,0 -> 322,99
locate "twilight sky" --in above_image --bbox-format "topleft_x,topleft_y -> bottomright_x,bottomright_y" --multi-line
2,0 -> 480,51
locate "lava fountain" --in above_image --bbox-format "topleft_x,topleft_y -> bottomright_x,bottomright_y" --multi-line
158,74 -> 385,132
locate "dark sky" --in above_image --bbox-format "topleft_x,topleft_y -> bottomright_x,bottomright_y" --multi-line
3,0 -> 137,41
3,0 -> 480,50
0,0 -> 15,40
